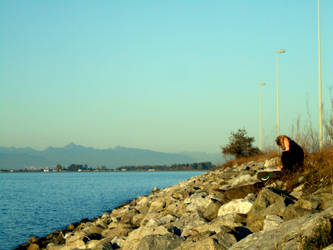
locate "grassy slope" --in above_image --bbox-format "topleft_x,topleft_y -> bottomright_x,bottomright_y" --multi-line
216,148 -> 333,195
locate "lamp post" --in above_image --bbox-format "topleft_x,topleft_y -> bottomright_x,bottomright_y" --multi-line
318,0 -> 323,150
276,49 -> 286,137
259,82 -> 266,151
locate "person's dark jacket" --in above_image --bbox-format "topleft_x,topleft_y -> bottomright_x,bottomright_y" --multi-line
281,140 -> 304,172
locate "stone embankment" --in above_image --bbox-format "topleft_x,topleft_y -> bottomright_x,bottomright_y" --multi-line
19,158 -> 333,250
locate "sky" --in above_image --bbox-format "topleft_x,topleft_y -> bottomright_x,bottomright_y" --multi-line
0,0 -> 332,153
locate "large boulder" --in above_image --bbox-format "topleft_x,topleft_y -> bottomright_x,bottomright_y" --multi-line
246,188 -> 292,232
173,211 -> 207,237
231,206 -> 333,250
132,213 -> 146,227
231,174 -> 257,187
184,192 -> 222,220
121,225 -> 171,250
283,205 -> 316,221
223,185 -> 260,201
175,234 -> 232,250
134,196 -> 151,215
184,192 -> 209,212
103,222 -> 133,239
163,200 -> 187,216
262,215 -> 283,231
202,199 -> 222,221
46,243 -> 66,250
64,231 -> 87,249
111,236 -> 126,249
137,234 -> 183,250
110,205 -> 138,224
148,197 -> 166,213
183,222 -> 231,238
86,238 -> 114,250
218,193 -> 255,217
213,214 -> 246,228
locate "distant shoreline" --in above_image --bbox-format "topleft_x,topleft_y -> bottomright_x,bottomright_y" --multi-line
0,161 -> 215,173
0,169 -> 208,173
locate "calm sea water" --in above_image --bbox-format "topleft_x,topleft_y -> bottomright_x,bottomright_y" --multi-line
0,171 -> 204,250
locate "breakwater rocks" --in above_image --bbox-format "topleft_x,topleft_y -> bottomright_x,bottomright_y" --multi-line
18,158 -> 333,250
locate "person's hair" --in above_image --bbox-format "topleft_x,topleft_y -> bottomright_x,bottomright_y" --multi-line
275,135 -> 291,149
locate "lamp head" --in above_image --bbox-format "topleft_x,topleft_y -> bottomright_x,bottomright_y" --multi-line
277,49 -> 286,54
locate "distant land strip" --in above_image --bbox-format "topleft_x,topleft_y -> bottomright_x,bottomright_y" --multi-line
0,162 -> 214,173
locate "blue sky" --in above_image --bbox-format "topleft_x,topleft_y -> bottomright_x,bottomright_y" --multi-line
0,0 -> 332,153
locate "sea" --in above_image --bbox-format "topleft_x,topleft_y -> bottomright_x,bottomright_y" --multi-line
0,171 -> 204,250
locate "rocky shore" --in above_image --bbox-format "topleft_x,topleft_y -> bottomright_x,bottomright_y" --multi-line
18,157 -> 333,250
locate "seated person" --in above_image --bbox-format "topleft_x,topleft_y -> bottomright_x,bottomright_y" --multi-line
258,135 -> 304,182
275,135 -> 304,172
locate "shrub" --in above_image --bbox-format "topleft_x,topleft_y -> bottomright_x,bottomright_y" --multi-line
221,128 -> 260,159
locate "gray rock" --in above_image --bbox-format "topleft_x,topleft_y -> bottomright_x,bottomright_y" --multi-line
175,236 -> 225,250
86,238 -> 114,250
246,188 -> 287,232
173,211 -> 206,237
320,193 -> 333,210
218,194 -> 254,217
148,197 -> 166,213
213,232 -> 238,249
283,205 -> 315,221
231,174 -> 257,187
65,231 -> 87,249
45,243 -> 64,250
137,234 -> 183,250
263,215 -> 283,231
215,214 -> 246,228
111,236 -> 126,248
296,197 -> 321,210
231,206 -> 333,250
202,199 -> 222,221
121,225 -> 170,250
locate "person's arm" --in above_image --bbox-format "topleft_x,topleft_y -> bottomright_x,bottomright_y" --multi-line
266,165 -> 282,172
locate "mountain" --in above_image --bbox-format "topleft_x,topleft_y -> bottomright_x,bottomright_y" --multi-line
0,144 -> 223,170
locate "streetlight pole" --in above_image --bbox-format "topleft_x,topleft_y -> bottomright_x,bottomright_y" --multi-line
259,82 -> 266,151
276,49 -> 286,137
318,0 -> 323,150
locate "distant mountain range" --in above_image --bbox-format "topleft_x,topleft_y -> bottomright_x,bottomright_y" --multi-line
0,143 -> 223,170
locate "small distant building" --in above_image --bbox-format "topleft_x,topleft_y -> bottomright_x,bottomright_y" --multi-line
148,169 -> 156,171
43,169 -> 49,172
121,168 -> 127,172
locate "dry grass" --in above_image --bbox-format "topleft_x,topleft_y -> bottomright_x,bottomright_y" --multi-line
216,146 -> 333,195
268,148 -> 333,194
299,148 -> 333,193
214,150 -> 279,170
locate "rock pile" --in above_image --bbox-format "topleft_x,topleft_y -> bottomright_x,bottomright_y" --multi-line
18,158 -> 333,250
